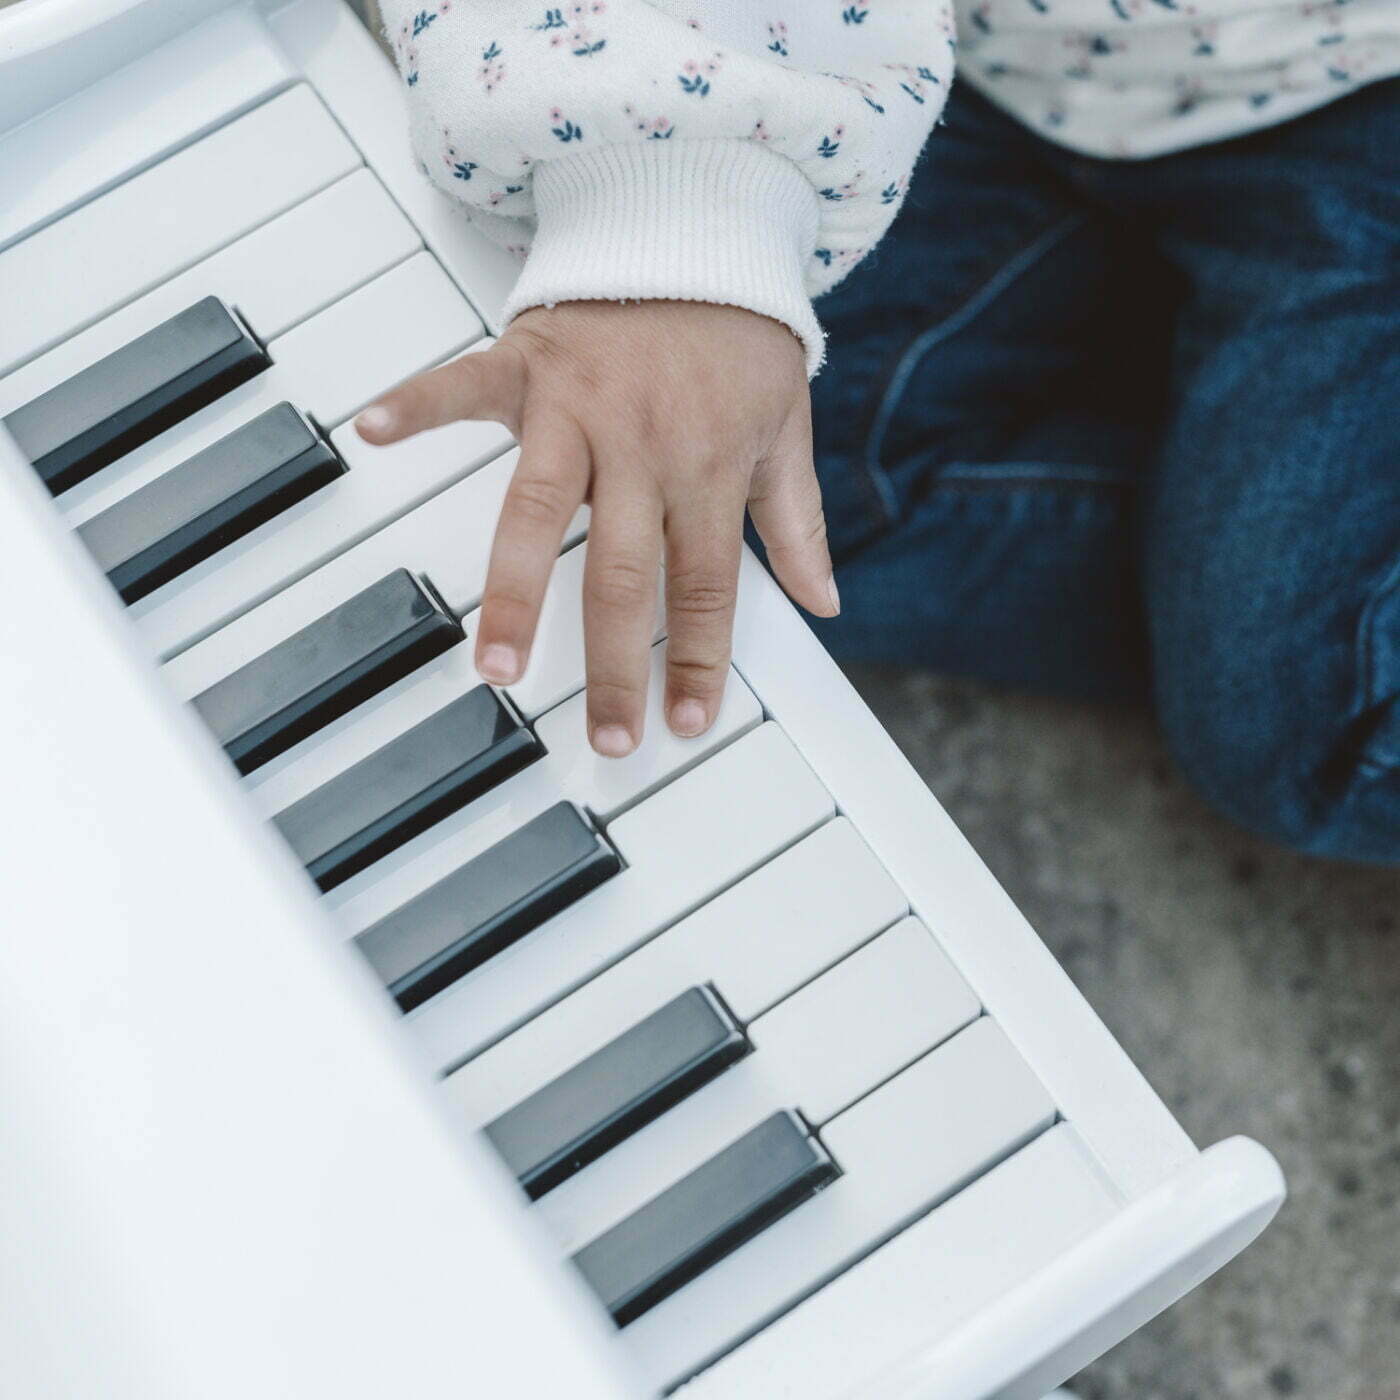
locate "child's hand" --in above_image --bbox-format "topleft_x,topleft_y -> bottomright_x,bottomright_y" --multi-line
355,300 -> 837,756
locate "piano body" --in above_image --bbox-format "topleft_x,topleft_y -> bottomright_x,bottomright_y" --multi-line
0,1 -> 1285,1395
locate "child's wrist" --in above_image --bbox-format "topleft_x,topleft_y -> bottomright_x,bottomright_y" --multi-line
504,138 -> 827,378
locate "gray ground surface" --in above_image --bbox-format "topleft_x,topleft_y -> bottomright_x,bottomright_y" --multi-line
844,667 -> 1400,1400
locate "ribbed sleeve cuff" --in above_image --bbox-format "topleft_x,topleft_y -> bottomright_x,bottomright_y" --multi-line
503,138 -> 826,379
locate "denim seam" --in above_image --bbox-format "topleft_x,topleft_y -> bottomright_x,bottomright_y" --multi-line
860,212 -> 1090,526
1352,549 -> 1400,769
934,460 -> 1135,487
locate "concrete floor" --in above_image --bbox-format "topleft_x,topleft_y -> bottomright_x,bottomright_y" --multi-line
844,666 -> 1400,1399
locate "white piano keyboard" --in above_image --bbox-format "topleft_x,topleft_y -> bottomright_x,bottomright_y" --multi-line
0,1 -> 1285,1397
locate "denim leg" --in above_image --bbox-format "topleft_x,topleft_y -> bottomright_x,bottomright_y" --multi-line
804,88 -> 1176,701
1131,79 -> 1400,859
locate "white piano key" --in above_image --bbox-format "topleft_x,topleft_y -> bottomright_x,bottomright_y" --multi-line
683,1123 -> 1120,1400
63,253 -> 484,525
0,7 -> 293,253
408,722 -> 835,1070
618,1017 -> 1057,1393
129,345 -> 512,660
163,448 -> 539,700
442,819 -> 907,1136
728,551 -> 1198,1197
0,170 -> 421,420
533,647 -> 761,818
268,0 -> 523,329
502,556 -> 669,721
749,916 -> 981,1125
530,919 -> 982,1252
0,85 -> 360,375
269,252 -> 483,428
319,642 -> 749,933
698,821 -> 908,1023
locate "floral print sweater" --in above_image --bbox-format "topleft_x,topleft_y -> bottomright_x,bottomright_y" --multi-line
382,0 -> 1399,376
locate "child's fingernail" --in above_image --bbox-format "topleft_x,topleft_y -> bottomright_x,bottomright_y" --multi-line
355,405 -> 395,438
826,573 -> 841,616
670,699 -> 708,738
592,724 -> 635,758
478,642 -> 521,684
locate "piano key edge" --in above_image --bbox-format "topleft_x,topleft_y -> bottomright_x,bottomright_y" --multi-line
729,547 -> 1198,1201
683,1131 -> 1284,1400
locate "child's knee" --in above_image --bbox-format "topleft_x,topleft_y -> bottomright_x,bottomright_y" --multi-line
1163,719 -> 1328,856
1156,620 -> 1400,864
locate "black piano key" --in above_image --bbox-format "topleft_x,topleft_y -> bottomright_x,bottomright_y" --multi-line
487,987 -> 750,1200
273,686 -> 544,893
77,403 -> 345,605
4,297 -> 270,496
192,569 -> 462,775
356,802 -> 620,1013
572,1111 -> 839,1327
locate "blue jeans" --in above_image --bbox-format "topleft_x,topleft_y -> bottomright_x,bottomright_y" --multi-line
801,79 -> 1400,862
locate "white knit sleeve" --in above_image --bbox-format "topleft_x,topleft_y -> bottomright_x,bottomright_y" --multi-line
380,1 -> 954,377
